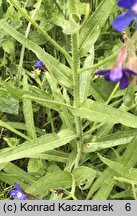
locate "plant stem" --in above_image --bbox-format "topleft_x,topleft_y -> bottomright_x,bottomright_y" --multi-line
72,34 -> 80,108
69,0 -> 82,168
105,83 -> 119,105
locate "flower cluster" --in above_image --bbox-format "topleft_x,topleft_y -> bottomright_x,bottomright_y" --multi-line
96,67 -> 137,89
96,44 -> 137,89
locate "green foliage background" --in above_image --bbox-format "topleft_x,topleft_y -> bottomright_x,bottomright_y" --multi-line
0,0 -> 137,200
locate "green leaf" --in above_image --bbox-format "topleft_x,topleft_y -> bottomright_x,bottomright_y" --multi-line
123,85 -> 135,107
30,150 -> 68,164
27,159 -> 46,175
98,154 -> 137,183
3,121 -> 45,135
98,154 -> 129,177
0,129 -> 77,163
22,74 -> 37,139
80,49 -> 95,103
86,169 -> 112,199
73,166 -> 96,189
72,99 -> 137,128
0,163 -> 8,171
121,136 -> 137,168
26,171 -> 72,198
0,88 -> 19,114
111,190 -> 133,199
2,40 -> 15,56
82,130 -> 137,153
58,18 -> 80,35
0,120 -> 30,141
28,31 -> 47,45
79,0 -> 116,55
0,162 -> 36,188
1,81 -> 70,111
89,81 -> 105,102
92,177 -> 115,200
3,162 -> 36,182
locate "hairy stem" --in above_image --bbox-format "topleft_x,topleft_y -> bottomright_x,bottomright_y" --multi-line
69,0 -> 82,168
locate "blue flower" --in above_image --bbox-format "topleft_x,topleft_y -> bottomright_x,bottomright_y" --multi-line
113,0 -> 137,32
96,66 -> 137,89
34,60 -> 44,67
10,183 -> 27,200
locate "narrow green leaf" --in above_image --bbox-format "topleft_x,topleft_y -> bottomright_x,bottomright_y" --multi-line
121,136 -> 137,168
79,0 -> 116,55
26,171 -> 72,198
98,154 -> 137,183
82,130 -> 137,153
86,169 -> 111,199
5,121 -> 45,135
33,150 -> 68,163
23,74 -> 37,138
0,129 -> 77,163
73,99 -> 137,128
0,120 -> 30,141
92,178 -> 115,200
98,154 -> 129,177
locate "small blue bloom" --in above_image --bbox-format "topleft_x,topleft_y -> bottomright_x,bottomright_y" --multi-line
96,66 -> 137,89
10,183 -> 27,200
34,60 -> 44,67
113,0 -> 137,32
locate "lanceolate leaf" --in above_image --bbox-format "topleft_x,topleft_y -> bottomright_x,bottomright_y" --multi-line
0,129 -> 77,163
26,171 -> 72,198
82,130 -> 137,153
79,0 -> 116,55
72,99 -> 137,128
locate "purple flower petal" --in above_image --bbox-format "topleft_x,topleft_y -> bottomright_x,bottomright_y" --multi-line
119,73 -> 129,89
123,68 -> 137,75
14,183 -> 23,193
10,190 -> 19,198
96,70 -> 110,75
10,190 -> 27,200
109,67 -> 123,82
34,60 -> 44,67
113,11 -> 134,32
118,0 -> 137,9
10,190 -> 26,200
18,194 -> 27,200
104,73 -> 111,81
132,3 -> 137,14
